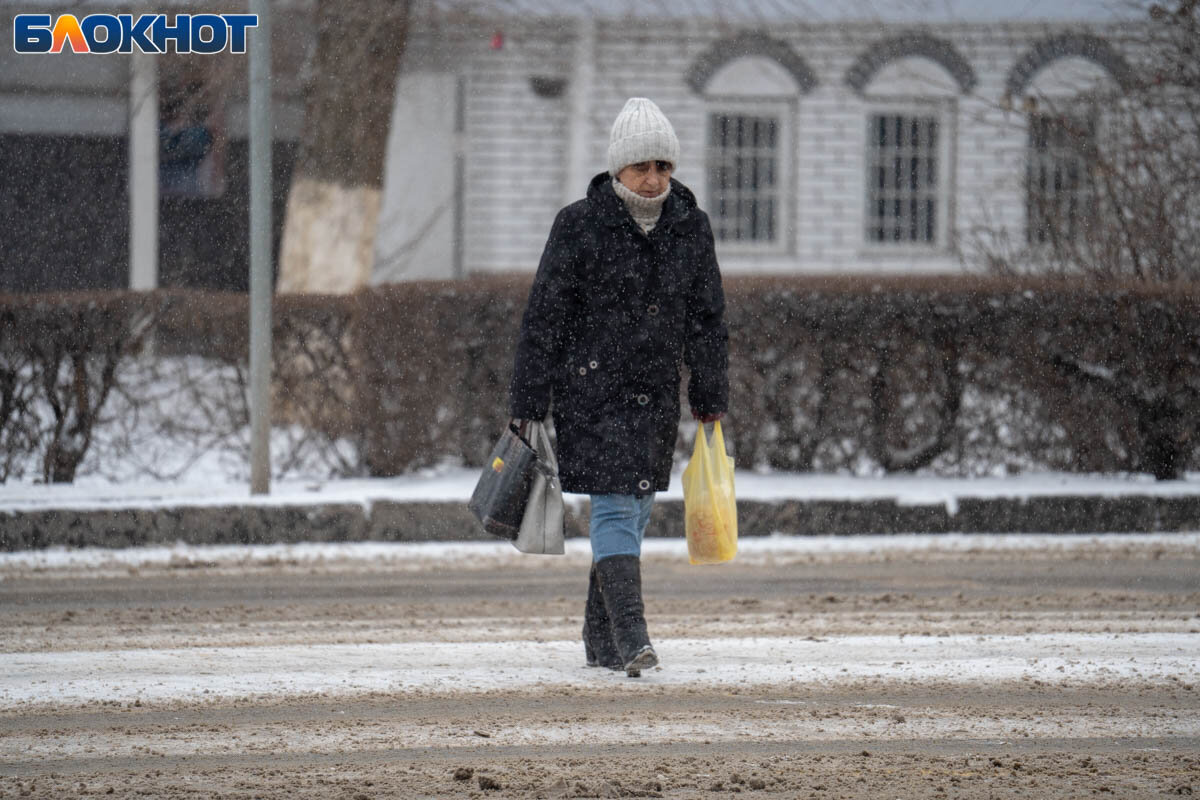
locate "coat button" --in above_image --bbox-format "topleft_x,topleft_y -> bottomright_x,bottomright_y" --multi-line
578,366 -> 587,376
647,304 -> 659,316
589,360 -> 599,369
637,394 -> 649,405
638,479 -> 651,491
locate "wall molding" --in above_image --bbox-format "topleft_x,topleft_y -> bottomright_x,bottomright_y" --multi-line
845,31 -> 978,94
686,31 -> 818,95
1005,33 -> 1135,97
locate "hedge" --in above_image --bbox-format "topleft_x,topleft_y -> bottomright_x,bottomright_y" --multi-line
1,275 -> 1197,483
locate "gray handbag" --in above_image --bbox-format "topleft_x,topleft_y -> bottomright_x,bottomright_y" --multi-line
513,421 -> 565,555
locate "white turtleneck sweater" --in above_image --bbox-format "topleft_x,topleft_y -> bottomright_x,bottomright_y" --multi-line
612,178 -> 670,234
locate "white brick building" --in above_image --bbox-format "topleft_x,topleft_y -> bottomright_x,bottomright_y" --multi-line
0,1 -> 1136,290
377,0 -> 1135,282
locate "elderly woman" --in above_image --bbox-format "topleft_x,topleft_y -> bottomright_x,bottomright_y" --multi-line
510,97 -> 728,677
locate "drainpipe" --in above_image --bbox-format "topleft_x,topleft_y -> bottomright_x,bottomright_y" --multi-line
564,15 -> 596,206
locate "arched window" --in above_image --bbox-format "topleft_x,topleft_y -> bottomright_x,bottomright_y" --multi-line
687,34 -> 816,253
1006,35 -> 1132,246
847,34 -> 972,249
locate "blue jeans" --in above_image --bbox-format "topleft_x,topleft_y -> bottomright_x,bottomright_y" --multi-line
589,493 -> 656,562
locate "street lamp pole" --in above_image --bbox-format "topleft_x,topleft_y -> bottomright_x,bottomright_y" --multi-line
249,0 -> 273,495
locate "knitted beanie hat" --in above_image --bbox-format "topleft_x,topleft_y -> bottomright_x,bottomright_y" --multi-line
607,97 -> 680,176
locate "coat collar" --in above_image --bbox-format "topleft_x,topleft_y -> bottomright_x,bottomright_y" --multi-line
587,172 -> 697,232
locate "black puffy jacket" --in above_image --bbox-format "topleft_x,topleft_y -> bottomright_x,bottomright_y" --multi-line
509,172 -> 728,495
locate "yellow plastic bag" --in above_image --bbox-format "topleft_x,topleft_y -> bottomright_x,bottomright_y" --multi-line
682,420 -> 738,565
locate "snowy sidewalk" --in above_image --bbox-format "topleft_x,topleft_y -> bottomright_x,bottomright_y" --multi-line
2,470 -> 1200,548
4,469 -> 1200,511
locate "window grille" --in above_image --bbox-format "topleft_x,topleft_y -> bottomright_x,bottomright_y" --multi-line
865,113 -> 939,244
707,113 -> 779,243
1026,113 -> 1095,244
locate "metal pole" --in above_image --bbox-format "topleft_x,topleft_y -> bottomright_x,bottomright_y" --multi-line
128,48 -> 159,291
249,0 -> 272,495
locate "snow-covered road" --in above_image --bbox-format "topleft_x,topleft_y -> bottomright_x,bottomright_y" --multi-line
2,632 -> 1195,709
2,533 -> 1197,799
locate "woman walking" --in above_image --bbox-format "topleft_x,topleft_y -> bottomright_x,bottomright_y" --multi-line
509,97 -> 729,677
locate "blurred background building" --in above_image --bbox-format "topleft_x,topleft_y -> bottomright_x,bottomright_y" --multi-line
0,0 -> 1132,292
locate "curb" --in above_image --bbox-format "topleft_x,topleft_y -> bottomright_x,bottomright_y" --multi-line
3,495 -> 1200,550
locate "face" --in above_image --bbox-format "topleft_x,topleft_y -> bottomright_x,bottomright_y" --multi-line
616,160 -> 674,197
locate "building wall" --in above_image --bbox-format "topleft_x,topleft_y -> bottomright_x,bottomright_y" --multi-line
393,17 -> 1127,279
0,9 -> 311,141
427,20 -> 575,276
0,7 -> 307,293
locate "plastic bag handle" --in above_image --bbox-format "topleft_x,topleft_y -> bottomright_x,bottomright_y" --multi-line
692,419 -> 711,459
710,420 -> 728,461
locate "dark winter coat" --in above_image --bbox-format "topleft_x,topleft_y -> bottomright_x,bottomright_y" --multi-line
509,172 -> 728,495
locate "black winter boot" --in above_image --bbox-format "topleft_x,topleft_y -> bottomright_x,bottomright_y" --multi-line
595,554 -> 659,677
583,564 -> 623,669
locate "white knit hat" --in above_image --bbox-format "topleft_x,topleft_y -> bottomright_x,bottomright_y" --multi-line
607,97 -> 680,176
